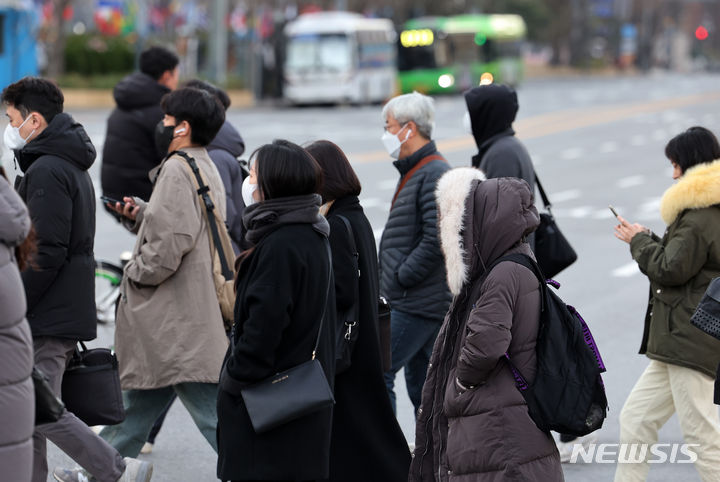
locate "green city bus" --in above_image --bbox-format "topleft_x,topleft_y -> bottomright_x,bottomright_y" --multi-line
397,14 -> 526,94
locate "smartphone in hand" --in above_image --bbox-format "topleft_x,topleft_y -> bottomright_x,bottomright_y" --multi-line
101,195 -> 126,208
609,205 -> 620,219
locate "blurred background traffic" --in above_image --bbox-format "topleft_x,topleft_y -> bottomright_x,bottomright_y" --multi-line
1,0 -> 719,103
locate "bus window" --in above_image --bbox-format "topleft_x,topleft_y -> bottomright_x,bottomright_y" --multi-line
286,33 -> 352,73
398,44 -> 436,71
358,31 -> 395,69
448,33 -> 486,64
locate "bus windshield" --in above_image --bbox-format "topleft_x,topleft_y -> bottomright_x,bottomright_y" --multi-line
286,33 -> 352,73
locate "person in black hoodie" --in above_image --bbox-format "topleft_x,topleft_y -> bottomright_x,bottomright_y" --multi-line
2,77 -> 151,482
463,83 -> 535,188
101,46 -> 179,207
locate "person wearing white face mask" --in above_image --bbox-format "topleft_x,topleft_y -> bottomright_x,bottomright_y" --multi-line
377,92 -> 452,417
2,77 -> 153,482
241,161 -> 260,207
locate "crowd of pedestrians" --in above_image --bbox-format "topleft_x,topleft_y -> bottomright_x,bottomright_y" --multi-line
1,44 -> 720,482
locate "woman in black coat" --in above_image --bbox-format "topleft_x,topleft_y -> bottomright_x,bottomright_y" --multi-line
306,140 -> 411,482
217,140 -> 336,482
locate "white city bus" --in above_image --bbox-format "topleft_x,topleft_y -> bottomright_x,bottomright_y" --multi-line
283,12 -> 397,105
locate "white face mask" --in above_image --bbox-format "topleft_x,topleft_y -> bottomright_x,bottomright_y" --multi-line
4,115 -> 35,151
462,112 -> 473,135
241,176 -> 258,206
381,124 -> 410,159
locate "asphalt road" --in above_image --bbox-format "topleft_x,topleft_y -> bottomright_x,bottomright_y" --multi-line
4,71 -> 720,481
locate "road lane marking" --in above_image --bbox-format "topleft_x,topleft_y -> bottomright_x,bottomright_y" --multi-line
616,175 -> 645,188
569,206 -> 593,218
630,135 -> 646,146
652,129 -> 668,141
377,179 -> 398,190
612,262 -> 640,278
561,147 -> 584,160
600,141 -> 618,153
360,197 -> 384,208
348,91 -> 720,165
550,189 -> 582,203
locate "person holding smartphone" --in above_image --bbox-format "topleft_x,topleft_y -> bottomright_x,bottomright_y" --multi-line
56,87 -> 229,481
613,126 -> 720,481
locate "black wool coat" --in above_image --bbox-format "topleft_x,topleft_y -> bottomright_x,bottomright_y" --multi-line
378,141 -> 452,321
217,223 -> 336,481
14,113 -> 97,341
101,72 -> 169,202
326,196 -> 411,482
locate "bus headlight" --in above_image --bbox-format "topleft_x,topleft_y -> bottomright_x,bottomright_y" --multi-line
480,72 -> 494,85
438,74 -> 455,89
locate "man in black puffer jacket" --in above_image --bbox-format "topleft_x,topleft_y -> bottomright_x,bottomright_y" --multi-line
379,92 -> 452,414
101,46 -> 179,207
3,77 -> 151,482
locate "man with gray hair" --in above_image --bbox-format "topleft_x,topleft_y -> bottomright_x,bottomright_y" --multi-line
378,92 -> 452,414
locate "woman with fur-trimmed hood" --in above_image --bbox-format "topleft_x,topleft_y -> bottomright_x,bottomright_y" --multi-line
409,168 -> 563,482
613,126 -> 720,482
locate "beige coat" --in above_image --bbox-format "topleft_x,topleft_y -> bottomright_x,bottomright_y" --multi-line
115,147 -> 229,390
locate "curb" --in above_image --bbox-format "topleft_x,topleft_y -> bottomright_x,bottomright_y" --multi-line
62,88 -> 255,110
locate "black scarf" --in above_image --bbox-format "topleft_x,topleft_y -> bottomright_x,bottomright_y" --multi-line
242,193 -> 329,247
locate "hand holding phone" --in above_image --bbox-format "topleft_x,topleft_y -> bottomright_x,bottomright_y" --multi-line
101,195 -> 126,208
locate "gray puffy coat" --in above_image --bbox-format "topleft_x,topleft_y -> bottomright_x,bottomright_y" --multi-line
0,176 -> 34,481
378,141 -> 452,321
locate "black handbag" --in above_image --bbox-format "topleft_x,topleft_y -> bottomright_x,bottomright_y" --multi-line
335,215 -> 360,374
534,172 -> 577,278
61,342 -> 126,426
690,277 -> 720,340
240,241 -> 335,434
33,366 -> 65,425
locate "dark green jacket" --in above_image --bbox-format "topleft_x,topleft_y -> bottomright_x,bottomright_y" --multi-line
630,158 -> 720,378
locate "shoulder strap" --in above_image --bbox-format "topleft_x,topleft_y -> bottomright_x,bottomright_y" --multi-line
391,154 -> 447,208
312,239 -> 334,360
173,150 -> 233,280
533,170 -> 552,210
489,252 -> 548,391
336,214 -> 360,323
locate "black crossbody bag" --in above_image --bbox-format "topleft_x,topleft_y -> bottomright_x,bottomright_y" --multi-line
239,240 -> 335,433
533,171 -> 578,278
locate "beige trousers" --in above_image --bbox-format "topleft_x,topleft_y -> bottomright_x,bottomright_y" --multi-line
614,359 -> 720,482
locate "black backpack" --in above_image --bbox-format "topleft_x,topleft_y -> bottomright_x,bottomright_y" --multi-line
490,253 -> 608,436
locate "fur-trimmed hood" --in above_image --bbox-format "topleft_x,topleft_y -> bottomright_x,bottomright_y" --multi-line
660,158 -> 720,225
436,168 -> 539,295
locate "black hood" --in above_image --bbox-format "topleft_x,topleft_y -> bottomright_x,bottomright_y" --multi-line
17,113 -> 96,173
113,72 -> 170,110
208,120 -> 245,158
464,84 -> 518,150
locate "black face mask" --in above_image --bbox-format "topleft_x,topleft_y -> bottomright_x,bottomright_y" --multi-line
154,121 -> 176,154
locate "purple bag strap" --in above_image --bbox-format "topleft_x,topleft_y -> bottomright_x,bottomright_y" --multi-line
504,353 -> 528,391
